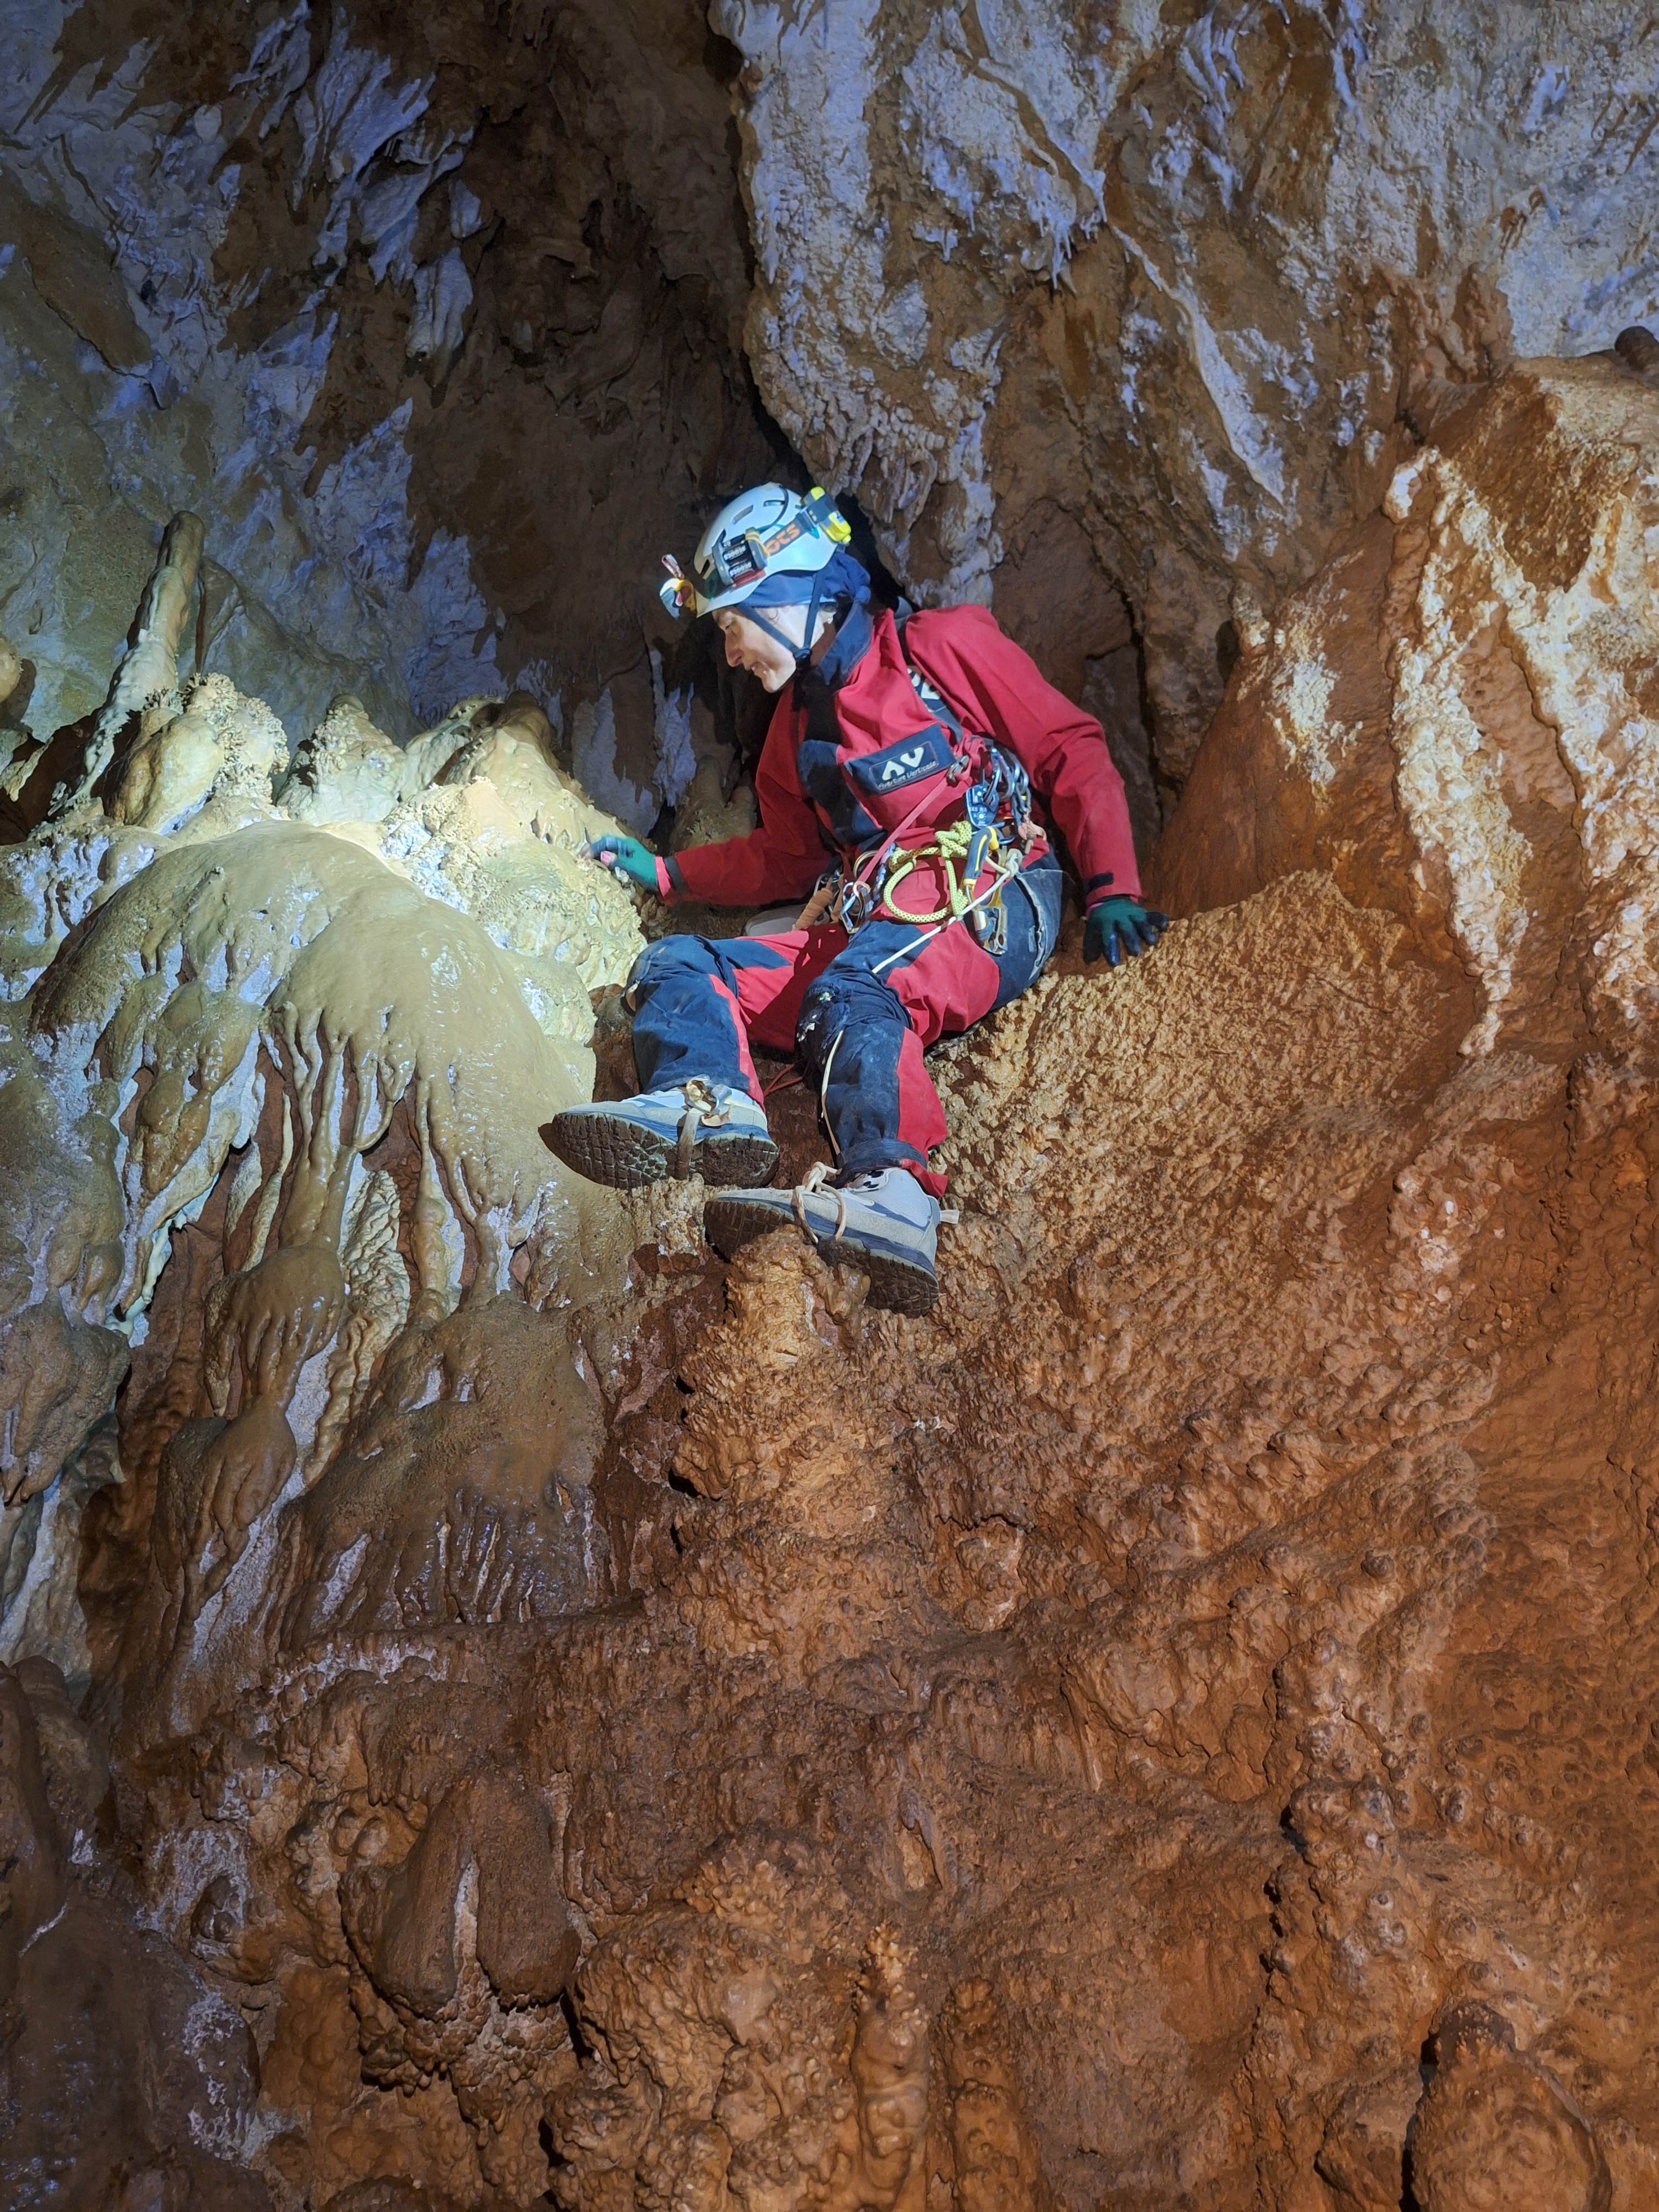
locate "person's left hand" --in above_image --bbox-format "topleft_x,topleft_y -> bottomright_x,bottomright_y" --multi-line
1084,895 -> 1169,967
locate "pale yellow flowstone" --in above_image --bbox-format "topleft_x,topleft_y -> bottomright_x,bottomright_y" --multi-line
0,520 -> 644,1684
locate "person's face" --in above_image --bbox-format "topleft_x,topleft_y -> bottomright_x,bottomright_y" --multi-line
714,606 -> 805,693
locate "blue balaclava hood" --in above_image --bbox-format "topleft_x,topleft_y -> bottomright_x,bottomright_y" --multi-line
739,546 -> 872,662
659,484 -> 872,664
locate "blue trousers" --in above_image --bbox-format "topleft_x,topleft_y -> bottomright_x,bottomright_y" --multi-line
628,851 -> 1062,1194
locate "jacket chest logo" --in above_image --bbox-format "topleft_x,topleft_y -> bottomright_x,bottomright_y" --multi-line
843,725 -> 954,800
882,747 -> 928,782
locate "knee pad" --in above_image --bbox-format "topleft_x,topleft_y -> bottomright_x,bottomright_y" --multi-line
795,968 -> 905,1074
630,934 -> 717,994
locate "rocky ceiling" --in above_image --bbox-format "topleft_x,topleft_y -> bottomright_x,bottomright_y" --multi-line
8,3 -> 1650,823
4,4 -> 1659,2210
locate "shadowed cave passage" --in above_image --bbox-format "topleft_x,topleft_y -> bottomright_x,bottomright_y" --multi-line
3,4 -> 1659,2209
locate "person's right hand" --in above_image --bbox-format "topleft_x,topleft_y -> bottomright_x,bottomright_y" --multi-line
585,836 -> 660,891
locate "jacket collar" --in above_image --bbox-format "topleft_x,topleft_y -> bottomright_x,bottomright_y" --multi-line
796,599 -> 876,698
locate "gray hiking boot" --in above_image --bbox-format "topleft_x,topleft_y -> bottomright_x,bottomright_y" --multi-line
545,1078 -> 778,1191
704,1165 -> 941,1317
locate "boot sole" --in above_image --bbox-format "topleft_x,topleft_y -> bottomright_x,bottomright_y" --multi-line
703,1197 -> 938,1318
545,1112 -> 779,1193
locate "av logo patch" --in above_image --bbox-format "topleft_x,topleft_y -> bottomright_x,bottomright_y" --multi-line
846,726 -> 953,799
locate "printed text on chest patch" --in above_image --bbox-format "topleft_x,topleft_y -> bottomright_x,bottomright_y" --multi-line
844,726 -> 954,799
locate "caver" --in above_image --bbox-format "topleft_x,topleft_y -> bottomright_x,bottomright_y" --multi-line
547,483 -> 1167,1313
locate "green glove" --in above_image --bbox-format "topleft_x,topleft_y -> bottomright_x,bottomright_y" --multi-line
1084,895 -> 1169,967
585,835 -> 661,892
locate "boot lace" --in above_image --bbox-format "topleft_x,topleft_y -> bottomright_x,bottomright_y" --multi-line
790,1161 -> 849,1244
675,1076 -> 734,1177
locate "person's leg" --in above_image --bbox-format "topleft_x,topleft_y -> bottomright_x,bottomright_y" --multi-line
795,852 -> 1063,1188
985,846 -> 1065,1009
859,845 -> 1066,1120
628,931 -> 790,1100
701,853 -> 1066,1311
795,902 -> 1013,1196
794,951 -> 956,1196
700,911 -> 987,1313
549,929 -> 833,1191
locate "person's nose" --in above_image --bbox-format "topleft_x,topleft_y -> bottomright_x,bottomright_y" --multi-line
723,630 -> 744,668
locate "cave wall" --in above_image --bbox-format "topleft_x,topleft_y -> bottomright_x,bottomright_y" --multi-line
2,0 -> 779,823
716,0 -> 1659,776
9,3 -> 1652,823
6,5 -> 1659,2209
7,356 -> 1659,2212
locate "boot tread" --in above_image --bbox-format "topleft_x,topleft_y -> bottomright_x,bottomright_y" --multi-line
546,1109 -> 778,1192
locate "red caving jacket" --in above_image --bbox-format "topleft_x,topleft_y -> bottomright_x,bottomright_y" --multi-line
665,603 -> 1140,914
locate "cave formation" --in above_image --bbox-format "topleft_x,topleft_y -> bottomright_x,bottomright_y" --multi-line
2,4 -> 1658,2208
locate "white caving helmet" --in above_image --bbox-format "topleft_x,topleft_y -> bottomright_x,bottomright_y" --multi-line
660,483 -> 853,621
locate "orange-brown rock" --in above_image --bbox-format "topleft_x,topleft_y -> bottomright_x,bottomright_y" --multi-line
1157,357 -> 1659,1062
9,363 -> 1659,2207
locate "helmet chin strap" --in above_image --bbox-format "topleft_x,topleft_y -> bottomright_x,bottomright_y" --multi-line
742,606 -> 809,660
744,570 -> 831,665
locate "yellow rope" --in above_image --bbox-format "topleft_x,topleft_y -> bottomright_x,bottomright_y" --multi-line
879,821 -> 983,925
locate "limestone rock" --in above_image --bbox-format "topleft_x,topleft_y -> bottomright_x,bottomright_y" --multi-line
0,1661 -> 271,2206
0,493 -> 665,2191
12,0 -> 1652,807
670,755 -> 760,857
111,672 -> 289,834
277,697 -> 413,829
1316,2070 -> 1422,2209
714,1 -> 1658,769
0,1 -> 774,779
3,12 -> 1659,2197
1409,2005 -> 1612,2211
1156,361 -> 1659,1058
0,521 -> 646,1723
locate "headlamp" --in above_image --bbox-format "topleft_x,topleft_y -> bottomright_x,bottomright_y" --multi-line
659,485 -> 853,622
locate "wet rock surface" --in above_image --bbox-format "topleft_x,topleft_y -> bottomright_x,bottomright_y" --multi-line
714,0 -> 1658,781
1,0 -> 774,818
5,4 -> 1659,2204
11,4 -> 1652,825
1,362 -> 1658,2201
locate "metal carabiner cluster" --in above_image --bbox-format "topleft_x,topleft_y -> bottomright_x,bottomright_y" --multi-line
832,876 -> 877,933
956,745 -> 1034,954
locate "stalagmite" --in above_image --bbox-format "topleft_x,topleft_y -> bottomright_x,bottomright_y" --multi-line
53,511 -> 205,814
0,515 -> 645,1776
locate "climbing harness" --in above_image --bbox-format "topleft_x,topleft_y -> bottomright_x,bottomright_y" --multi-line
674,1076 -> 735,1177
844,626 -> 1040,951
874,814 -> 1026,953
830,873 -> 878,934
864,862 -> 1028,982
805,720 -> 1037,956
